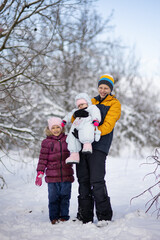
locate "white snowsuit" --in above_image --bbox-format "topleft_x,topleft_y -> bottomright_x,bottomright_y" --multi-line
63,93 -> 101,153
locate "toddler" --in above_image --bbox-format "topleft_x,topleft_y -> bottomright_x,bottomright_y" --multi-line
62,93 -> 101,164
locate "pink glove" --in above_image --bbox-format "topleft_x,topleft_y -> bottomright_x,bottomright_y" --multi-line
35,171 -> 44,186
61,120 -> 66,127
93,120 -> 99,126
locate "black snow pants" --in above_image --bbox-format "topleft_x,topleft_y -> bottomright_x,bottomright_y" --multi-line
76,150 -> 113,223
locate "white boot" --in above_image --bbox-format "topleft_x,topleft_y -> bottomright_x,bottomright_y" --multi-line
66,152 -> 80,164
97,220 -> 109,228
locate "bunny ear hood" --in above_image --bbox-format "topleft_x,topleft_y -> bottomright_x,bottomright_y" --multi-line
75,93 -> 92,107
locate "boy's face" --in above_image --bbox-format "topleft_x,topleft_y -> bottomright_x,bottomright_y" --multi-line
78,103 -> 88,109
51,125 -> 62,136
98,84 -> 111,99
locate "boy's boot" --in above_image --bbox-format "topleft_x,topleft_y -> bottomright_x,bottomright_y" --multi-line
82,143 -> 92,154
77,195 -> 94,223
66,152 -> 80,164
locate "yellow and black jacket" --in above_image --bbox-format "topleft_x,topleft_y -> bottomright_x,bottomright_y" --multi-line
92,94 -> 121,155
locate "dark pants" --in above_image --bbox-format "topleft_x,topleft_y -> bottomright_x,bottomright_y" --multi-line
48,182 -> 71,221
76,150 -> 113,223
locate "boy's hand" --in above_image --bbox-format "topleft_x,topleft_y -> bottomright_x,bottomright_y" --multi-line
35,171 -> 44,186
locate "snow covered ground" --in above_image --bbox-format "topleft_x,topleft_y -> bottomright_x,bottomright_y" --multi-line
0,150 -> 160,240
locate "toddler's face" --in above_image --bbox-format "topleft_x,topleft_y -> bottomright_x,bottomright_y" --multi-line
78,103 -> 88,109
51,125 -> 62,136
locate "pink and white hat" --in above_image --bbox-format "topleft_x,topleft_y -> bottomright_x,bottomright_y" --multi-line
76,98 -> 88,108
48,117 -> 62,131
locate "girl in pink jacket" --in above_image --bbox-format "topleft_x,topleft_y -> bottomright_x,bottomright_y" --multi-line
35,117 -> 74,224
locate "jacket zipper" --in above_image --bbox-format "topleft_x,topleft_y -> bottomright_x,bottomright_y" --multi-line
58,140 -> 63,182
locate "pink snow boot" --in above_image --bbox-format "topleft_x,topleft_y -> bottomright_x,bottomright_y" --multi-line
66,152 -> 80,164
82,143 -> 92,154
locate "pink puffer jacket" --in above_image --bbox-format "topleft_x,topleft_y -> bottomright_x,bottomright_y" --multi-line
36,133 -> 74,183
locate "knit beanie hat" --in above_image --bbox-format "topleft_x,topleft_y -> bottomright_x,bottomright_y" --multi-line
98,74 -> 114,91
75,93 -> 92,108
76,98 -> 88,108
48,117 -> 62,131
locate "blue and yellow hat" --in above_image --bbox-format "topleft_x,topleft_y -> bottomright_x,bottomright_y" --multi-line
98,74 -> 114,91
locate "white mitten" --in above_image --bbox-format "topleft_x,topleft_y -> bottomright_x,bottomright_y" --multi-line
94,127 -> 101,142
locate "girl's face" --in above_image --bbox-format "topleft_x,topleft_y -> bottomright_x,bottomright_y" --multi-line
51,125 -> 62,136
78,103 -> 88,109
98,84 -> 111,99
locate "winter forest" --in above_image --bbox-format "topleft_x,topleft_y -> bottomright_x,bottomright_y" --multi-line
0,0 -> 160,239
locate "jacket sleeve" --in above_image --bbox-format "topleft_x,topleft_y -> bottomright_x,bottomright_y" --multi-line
98,99 -> 121,135
87,105 -> 101,122
63,109 -> 76,123
36,139 -> 49,172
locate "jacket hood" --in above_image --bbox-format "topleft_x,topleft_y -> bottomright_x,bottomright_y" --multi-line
75,93 -> 92,107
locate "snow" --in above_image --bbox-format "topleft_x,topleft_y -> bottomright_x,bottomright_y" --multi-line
0,151 -> 160,240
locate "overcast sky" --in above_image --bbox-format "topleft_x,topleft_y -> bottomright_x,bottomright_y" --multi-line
95,0 -> 160,80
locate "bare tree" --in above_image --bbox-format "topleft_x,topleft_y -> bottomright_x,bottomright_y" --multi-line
131,149 -> 160,218
1,1 -> 107,173
48,5 -> 116,112
0,0 -> 119,147
1,0 -> 101,151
